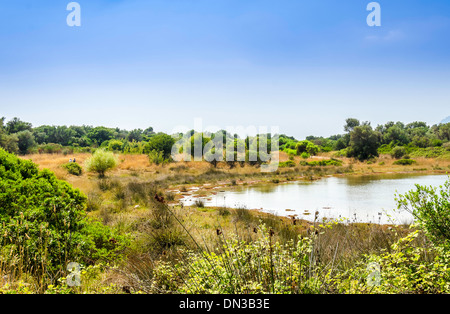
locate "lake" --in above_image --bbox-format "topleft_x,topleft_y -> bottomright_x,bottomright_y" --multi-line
182,173 -> 449,224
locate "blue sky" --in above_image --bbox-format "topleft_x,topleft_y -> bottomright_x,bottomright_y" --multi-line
0,0 -> 449,139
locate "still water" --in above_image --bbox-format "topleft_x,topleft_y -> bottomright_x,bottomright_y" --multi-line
183,174 -> 449,224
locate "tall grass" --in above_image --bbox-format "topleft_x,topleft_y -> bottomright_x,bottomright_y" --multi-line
112,192 -> 415,294
0,217 -> 68,293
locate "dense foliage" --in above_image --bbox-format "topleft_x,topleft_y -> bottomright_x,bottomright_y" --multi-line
396,178 -> 450,250
0,148 -> 127,281
1,116 -> 449,162
178,227 -> 322,294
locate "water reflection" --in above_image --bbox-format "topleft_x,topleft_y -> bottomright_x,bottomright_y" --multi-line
182,174 -> 448,224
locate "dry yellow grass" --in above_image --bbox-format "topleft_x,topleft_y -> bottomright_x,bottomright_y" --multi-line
20,151 -> 450,197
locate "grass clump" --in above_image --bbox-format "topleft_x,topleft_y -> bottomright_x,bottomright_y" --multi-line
299,158 -> 343,167
393,159 -> 416,166
194,199 -> 205,208
62,162 -> 83,176
279,160 -> 296,168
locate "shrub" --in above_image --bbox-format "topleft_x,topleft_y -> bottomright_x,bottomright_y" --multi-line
62,162 -> 83,176
409,147 -> 450,159
283,148 -> 297,156
393,159 -> 416,165
296,140 -> 319,156
144,133 -> 176,159
37,143 -> 64,154
396,178 -> 450,250
378,143 -> 393,155
107,139 -> 124,152
194,199 -> 205,208
443,142 -> 450,150
391,146 -> 406,159
0,148 -> 127,286
300,152 -> 310,159
299,159 -> 343,167
431,139 -> 443,147
279,160 -> 296,168
347,124 -> 380,161
16,130 -> 36,155
333,231 -> 450,294
148,150 -> 168,165
85,149 -> 118,178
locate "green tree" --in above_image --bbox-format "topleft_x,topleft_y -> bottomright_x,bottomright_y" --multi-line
295,140 -> 319,156
433,123 -> 450,142
0,117 -> 19,153
107,139 -> 125,152
390,146 -> 406,159
127,129 -> 143,142
144,133 -> 176,159
347,124 -> 381,161
16,130 -> 36,154
189,133 -> 211,160
87,127 -> 114,146
344,118 -> 360,133
383,125 -> 410,145
5,117 -> 32,134
334,135 -> 350,150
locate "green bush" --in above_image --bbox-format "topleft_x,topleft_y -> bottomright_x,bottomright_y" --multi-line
85,149 -> 118,178
283,148 -> 297,156
393,159 -> 416,165
0,148 -> 127,284
396,178 -> 450,250
62,162 -> 83,176
390,146 -> 406,159
333,231 -> 450,294
279,160 -> 296,168
107,139 -> 124,152
347,124 -> 380,161
37,143 -> 64,154
295,140 -> 319,156
409,147 -> 450,159
148,150 -> 169,165
378,143 -> 393,155
299,158 -> 343,167
144,133 -> 176,159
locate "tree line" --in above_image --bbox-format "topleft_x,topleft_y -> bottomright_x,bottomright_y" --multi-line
277,118 -> 450,161
1,116 -> 449,162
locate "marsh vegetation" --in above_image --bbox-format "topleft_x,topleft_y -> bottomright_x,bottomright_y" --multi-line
1,116 -> 450,294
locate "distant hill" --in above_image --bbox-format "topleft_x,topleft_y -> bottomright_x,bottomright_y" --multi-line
441,116 -> 450,124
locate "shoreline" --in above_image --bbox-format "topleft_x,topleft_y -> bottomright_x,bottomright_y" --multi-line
171,168 -> 448,226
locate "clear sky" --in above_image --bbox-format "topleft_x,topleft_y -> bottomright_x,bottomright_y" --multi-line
1,0 -> 449,139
